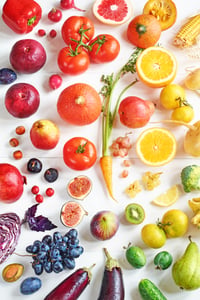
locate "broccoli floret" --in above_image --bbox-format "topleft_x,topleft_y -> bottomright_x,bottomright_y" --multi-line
181,165 -> 200,192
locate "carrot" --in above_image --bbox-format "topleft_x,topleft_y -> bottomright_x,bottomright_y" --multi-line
100,156 -> 116,201
99,47 -> 143,201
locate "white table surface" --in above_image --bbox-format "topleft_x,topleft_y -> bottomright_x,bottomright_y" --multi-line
0,0 -> 200,299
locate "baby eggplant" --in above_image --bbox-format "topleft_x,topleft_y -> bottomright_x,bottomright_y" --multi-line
44,264 -> 95,300
97,248 -> 125,300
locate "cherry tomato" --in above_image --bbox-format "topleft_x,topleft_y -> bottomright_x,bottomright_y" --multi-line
63,137 -> 97,170
171,105 -> 194,123
57,46 -> 90,75
61,16 -> 95,46
88,34 -> 120,63
48,8 -> 62,22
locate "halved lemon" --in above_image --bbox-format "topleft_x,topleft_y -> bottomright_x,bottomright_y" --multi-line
136,46 -> 177,88
152,185 -> 179,207
136,127 -> 177,166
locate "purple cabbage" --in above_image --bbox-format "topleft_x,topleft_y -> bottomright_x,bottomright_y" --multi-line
0,213 -> 21,264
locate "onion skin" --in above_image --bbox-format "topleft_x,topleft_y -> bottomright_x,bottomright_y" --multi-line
0,213 -> 21,264
0,163 -> 25,203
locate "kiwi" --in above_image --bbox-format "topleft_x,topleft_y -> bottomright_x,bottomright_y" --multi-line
125,203 -> 145,224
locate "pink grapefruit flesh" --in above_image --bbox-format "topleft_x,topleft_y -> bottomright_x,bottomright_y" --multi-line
93,0 -> 133,25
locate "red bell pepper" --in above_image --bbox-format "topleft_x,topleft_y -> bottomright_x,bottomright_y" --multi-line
2,0 -> 42,34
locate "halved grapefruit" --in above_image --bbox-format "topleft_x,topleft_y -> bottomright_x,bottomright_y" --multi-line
92,0 -> 133,25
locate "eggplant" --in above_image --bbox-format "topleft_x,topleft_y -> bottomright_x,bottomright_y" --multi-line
97,248 -> 125,300
44,264 -> 95,300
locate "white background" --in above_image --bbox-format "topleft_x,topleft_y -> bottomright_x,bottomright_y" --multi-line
0,0 -> 200,299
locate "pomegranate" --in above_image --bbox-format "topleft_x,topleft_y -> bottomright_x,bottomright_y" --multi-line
0,163 -> 26,203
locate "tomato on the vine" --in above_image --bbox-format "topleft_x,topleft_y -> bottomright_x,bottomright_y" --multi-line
57,46 -> 90,75
61,16 -> 95,46
63,137 -> 97,170
88,34 -> 120,63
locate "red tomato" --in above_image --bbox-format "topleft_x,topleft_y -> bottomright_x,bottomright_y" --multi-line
88,34 -> 120,63
63,137 -> 97,170
57,46 -> 90,75
61,16 -> 95,46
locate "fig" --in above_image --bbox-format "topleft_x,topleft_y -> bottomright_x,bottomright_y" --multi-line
67,175 -> 92,200
60,201 -> 88,227
2,263 -> 24,282
90,210 -> 119,241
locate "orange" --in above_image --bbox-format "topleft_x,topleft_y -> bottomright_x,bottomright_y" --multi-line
136,46 -> 177,88
127,14 -> 161,49
152,185 -> 179,207
136,127 -> 177,166
143,0 -> 177,31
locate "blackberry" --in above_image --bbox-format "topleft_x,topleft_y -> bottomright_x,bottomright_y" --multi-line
27,158 -> 42,173
44,168 -> 58,182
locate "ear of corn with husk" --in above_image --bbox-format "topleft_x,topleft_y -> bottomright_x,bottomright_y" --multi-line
173,14 -> 200,48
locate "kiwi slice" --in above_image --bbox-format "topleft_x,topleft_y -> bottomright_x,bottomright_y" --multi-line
125,203 -> 145,224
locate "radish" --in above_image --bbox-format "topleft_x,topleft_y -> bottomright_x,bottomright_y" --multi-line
44,265 -> 95,300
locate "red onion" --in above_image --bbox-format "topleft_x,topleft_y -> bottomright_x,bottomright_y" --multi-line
0,213 -> 21,264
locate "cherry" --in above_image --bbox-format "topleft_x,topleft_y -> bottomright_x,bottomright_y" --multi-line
48,8 -> 62,22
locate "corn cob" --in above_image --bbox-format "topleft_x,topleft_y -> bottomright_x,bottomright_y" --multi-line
173,14 -> 200,48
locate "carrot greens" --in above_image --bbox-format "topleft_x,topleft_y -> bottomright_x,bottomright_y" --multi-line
99,47 -> 143,200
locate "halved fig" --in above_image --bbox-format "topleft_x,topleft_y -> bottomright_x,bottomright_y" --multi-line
67,175 -> 92,200
60,201 -> 88,227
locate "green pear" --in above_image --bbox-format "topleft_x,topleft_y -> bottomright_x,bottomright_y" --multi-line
172,237 -> 200,290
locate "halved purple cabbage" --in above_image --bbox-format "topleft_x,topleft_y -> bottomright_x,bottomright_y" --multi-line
0,213 -> 21,264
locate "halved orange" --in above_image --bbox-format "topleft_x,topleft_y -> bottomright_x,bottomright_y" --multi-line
152,185 -> 179,207
143,0 -> 177,31
136,46 -> 177,88
136,127 -> 177,166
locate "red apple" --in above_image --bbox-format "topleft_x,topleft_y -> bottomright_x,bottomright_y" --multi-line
5,83 -> 40,118
30,119 -> 60,150
9,39 -> 46,74
118,96 -> 155,128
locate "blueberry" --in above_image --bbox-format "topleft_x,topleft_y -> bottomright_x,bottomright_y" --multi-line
42,235 -> 52,245
53,231 -> 62,243
0,68 -> 17,84
67,228 -> 78,238
27,158 -> 42,173
56,241 -> 67,252
26,245 -> 33,253
44,261 -> 52,273
20,277 -> 42,295
40,243 -> 50,252
33,263 -> 43,275
36,251 -> 47,262
52,261 -> 64,273
63,257 -> 75,270
44,168 -> 58,182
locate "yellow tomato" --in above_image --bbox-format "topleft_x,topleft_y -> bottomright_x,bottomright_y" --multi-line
161,209 -> 189,238
171,105 -> 194,123
160,84 -> 186,110
141,224 -> 166,248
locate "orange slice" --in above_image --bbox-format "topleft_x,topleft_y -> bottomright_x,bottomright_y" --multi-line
143,0 -> 177,31
152,185 -> 179,206
136,127 -> 177,166
136,46 -> 177,88
92,0 -> 133,25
